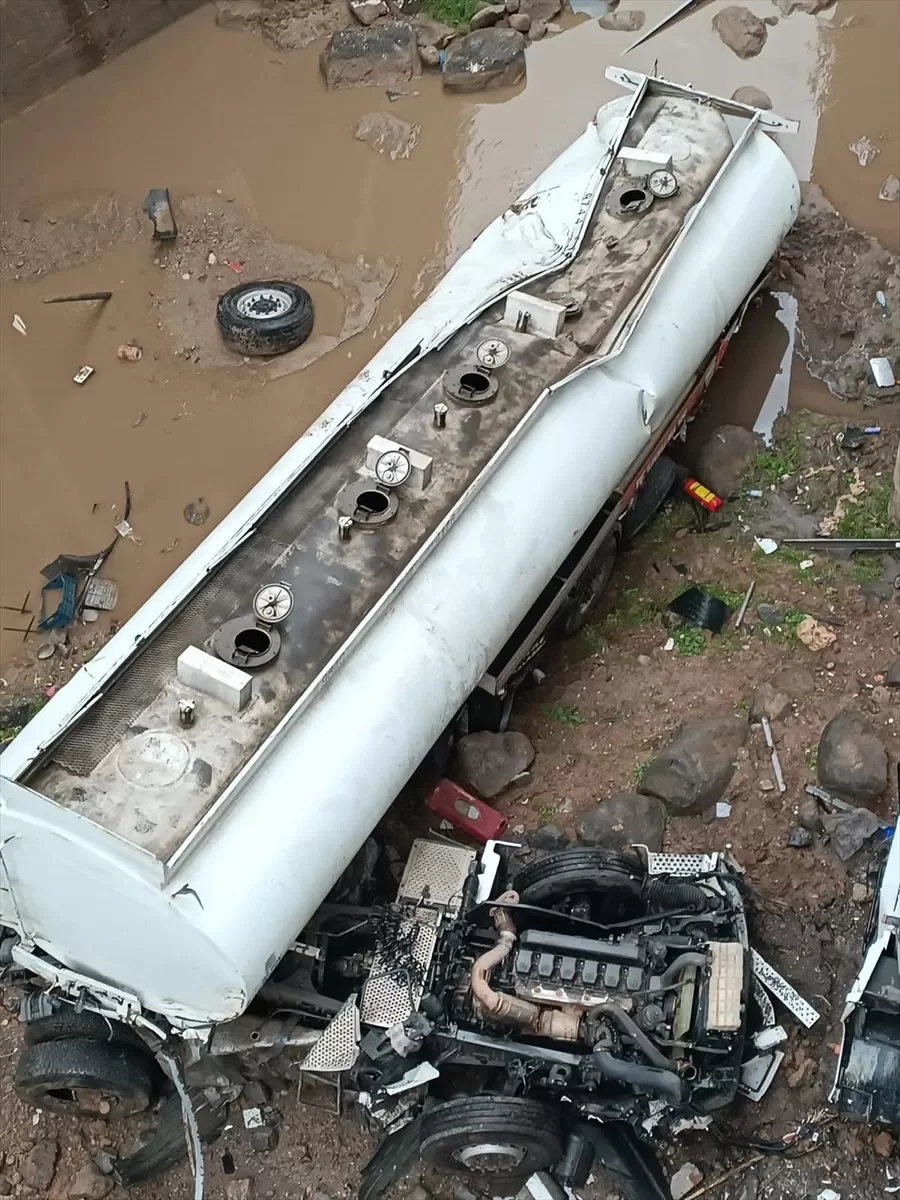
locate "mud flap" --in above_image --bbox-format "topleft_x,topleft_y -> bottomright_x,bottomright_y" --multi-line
575,1122 -> 670,1200
358,1115 -> 424,1200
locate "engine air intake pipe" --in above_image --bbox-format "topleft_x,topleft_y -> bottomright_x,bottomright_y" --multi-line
584,1002 -> 671,1071
592,1050 -> 687,1105
643,878 -> 715,912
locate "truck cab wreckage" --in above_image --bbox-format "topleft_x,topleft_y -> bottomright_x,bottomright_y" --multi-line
1,72 -> 823,1195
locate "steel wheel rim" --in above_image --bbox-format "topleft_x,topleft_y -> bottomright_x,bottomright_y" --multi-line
235,287 -> 294,319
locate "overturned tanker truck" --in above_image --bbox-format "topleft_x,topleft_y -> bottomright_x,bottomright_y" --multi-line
0,71 -> 802,1197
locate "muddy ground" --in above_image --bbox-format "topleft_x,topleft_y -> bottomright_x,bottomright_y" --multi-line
1,0 -> 899,1198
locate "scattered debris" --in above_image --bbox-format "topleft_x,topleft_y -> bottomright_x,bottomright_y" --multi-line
848,136 -> 879,166
161,538 -> 180,553
668,586 -> 730,633
622,0 -> 703,54
823,807 -> 884,860
43,290 -> 112,304
787,826 -> 813,848
879,174 -> 900,202
12,314 -> 26,335
68,1162 -> 114,1199
117,343 -> 142,361
751,681 -> 790,722
73,365 -> 95,385
353,112 -> 420,160
143,187 -> 177,239
754,537 -> 778,555
734,581 -> 755,628
796,616 -> 837,651
670,1161 -> 703,1200
132,411 -> 147,427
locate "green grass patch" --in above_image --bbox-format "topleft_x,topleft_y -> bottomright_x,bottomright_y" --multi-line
836,480 -> 897,539
538,804 -> 556,826
758,608 -> 805,643
603,588 -> 657,630
546,702 -> 585,727
695,582 -> 747,610
850,555 -> 885,584
672,626 -> 707,656
633,759 -> 650,785
743,434 -> 803,488
424,0 -> 477,24
580,624 -> 608,655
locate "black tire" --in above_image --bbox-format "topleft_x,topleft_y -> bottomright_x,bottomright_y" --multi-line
24,1007 -> 150,1054
513,849 -> 645,919
621,455 -> 681,543
114,1092 -> 227,1186
419,1096 -> 563,1177
16,1037 -> 158,1118
216,280 -> 314,356
558,534 -> 619,636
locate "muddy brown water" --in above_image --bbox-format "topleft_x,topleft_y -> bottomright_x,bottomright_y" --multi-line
0,0 -> 897,677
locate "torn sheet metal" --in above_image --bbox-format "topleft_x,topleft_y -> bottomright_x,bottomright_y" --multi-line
738,1049 -> 785,1101
752,949 -> 821,1028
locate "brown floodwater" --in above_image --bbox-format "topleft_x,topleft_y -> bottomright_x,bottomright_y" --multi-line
0,0 -> 897,675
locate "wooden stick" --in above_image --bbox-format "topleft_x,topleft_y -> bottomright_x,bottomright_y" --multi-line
43,291 -> 112,304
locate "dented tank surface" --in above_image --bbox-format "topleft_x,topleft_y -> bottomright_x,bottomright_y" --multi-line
0,72 -> 800,1024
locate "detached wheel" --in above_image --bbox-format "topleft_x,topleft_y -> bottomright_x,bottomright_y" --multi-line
16,1037 -> 158,1118
419,1096 -> 563,1177
216,280 -> 314,356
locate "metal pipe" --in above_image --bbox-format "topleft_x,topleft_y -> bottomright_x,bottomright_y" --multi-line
209,1015 -> 322,1055
585,1002 -> 672,1071
592,1050 -> 686,1104
659,952 -> 707,990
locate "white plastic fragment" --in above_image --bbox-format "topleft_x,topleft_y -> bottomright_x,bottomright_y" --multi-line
715,801 -> 732,818
242,1106 -> 264,1129
12,314 -> 26,335
664,637 -> 675,651
799,558 -> 814,570
754,536 -> 778,555
817,1190 -> 841,1200
849,136 -> 879,166
870,357 -> 896,387
879,174 -> 900,201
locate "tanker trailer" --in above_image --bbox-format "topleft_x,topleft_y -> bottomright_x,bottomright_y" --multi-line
0,70 -> 800,1194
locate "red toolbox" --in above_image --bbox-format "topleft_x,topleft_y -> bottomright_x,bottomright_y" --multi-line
425,778 -> 508,843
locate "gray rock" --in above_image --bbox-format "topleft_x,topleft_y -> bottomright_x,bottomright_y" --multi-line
694,424 -> 760,498
454,730 -> 534,797
639,716 -> 748,815
862,579 -> 895,606
529,823 -> 570,850
407,1189 -> 431,1200
579,792 -> 665,851
248,1125 -> 279,1153
506,0 -> 520,10
443,28 -> 526,92
712,5 -> 768,58
731,85 -> 772,109
320,25 -> 419,90
598,9 -> 645,31
411,15 -> 457,49
348,0 -> 389,25
818,711 -> 888,802
822,806 -> 881,861
528,17 -> 548,38
353,113 -> 420,159
509,12 -> 531,31
69,1163 -> 114,1199
775,0 -> 836,14
736,1169 -> 760,1200
21,1141 -> 59,1192
756,603 -> 786,624
770,665 -> 815,696
0,1178 -> 10,1197
750,682 -> 791,722
798,796 -> 824,833
517,0 -> 561,18
471,3 -> 507,29
215,0 -> 266,32
886,660 -> 900,687
787,826 -> 813,848
419,43 -> 441,68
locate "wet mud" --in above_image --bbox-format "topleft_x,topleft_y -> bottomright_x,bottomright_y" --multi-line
1,0 -> 898,682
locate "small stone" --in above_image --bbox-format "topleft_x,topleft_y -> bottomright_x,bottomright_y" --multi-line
670,1162 -> 703,1200
21,1141 -> 59,1192
731,85 -> 772,109
798,797 -> 824,833
509,12 -> 531,31
750,681 -> 791,722
879,175 -> 900,202
528,17 -> 547,38
637,654 -> 652,667
851,882 -> 869,903
419,43 -> 441,68
454,730 -> 534,798
756,603 -> 786,624
68,1163 -> 114,1199
181,272 -> 191,280
874,1130 -> 896,1157
207,252 -> 217,265
505,0 -> 520,10
598,9 -> 645,32
348,0 -> 389,26
871,686 -> 892,706
758,778 -> 775,792
407,1188 -> 431,1200
786,826 -> 813,848
224,1180 -> 255,1200
529,823 -> 570,851
248,1126 -> 279,1153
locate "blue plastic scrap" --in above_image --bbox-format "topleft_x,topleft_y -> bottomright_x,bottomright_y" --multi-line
39,573 -> 78,631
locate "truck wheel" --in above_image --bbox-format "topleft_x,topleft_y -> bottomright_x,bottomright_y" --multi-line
114,1092 -> 228,1185
216,280 -> 314,356
16,1037 -> 158,1118
24,1007 -> 149,1053
513,848 -> 645,919
558,534 -> 619,636
419,1096 -> 563,1176
621,455 -> 680,543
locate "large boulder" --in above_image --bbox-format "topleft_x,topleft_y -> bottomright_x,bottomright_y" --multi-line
712,5 -> 768,58
598,9 -> 645,32
817,711 -> 888,803
320,24 -> 419,90
471,3 -> 508,29
578,793 -> 665,852
517,0 -> 561,18
454,730 -> 534,798
639,716 -> 748,815
694,424 -> 760,498
442,28 -> 527,92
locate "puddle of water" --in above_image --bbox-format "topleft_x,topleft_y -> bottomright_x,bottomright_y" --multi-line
1,0 -> 897,674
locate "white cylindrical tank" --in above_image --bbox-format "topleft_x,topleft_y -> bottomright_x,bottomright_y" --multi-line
1,96 -> 799,1025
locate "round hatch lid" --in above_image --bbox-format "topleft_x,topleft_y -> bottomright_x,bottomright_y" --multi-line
253,582 -> 294,624
647,169 -> 679,199
374,448 -> 412,488
476,338 -> 511,370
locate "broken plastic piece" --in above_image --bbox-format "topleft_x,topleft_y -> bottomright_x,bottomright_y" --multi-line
668,587 -> 730,633
12,314 -> 26,335
849,136 -> 879,167
754,537 -> 778,555
73,365 -> 94,385
738,1050 -> 784,1101
870,357 -> 896,387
